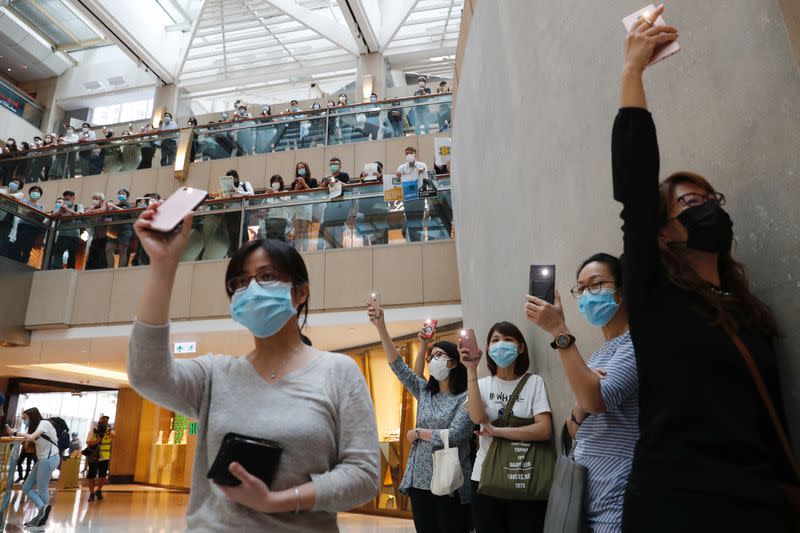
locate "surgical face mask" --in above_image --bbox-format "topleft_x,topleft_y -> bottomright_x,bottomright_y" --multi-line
489,341 -> 519,369
297,168 -> 306,176
338,96 -> 346,102
428,355 -> 451,381
165,115 -> 172,121
45,137 -> 53,144
330,164 -> 340,173
291,106 -> 300,112
270,182 -> 281,191
230,280 -> 296,338
22,418 -> 29,427
65,200 -> 74,208
221,113 -> 229,120
312,104 -> 320,109
6,140 -> 14,146
369,96 -> 377,103
92,198 -> 101,206
55,201 -> 63,209
578,289 -> 620,327
405,154 -> 416,164
238,108 -> 245,114
118,194 -> 127,203
82,127 -> 89,132
67,129 -> 74,134
30,191 -> 41,201
34,139 -> 42,147
419,81 -> 426,88
8,182 -> 20,192
676,203 -> 734,254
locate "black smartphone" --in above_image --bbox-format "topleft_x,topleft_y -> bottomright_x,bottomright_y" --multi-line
530,264 -> 556,304
207,433 -> 283,487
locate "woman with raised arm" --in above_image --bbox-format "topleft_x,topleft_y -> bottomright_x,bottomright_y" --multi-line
614,6 -> 793,531
128,208 -> 380,532
367,304 -> 473,533
459,321 -> 552,533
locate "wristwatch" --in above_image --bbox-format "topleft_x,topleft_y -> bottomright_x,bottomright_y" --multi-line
551,333 -> 576,350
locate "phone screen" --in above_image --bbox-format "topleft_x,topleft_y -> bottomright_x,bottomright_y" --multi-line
530,265 -> 556,304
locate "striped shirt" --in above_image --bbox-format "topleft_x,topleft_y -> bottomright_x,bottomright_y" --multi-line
574,331 -> 639,532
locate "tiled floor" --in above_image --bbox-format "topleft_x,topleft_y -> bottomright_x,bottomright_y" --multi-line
2,487 -> 415,532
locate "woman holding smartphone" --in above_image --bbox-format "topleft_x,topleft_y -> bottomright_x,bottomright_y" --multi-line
128,209 -> 380,532
614,6 -> 793,531
526,253 -> 638,532
459,322 -> 553,533
367,305 -> 473,533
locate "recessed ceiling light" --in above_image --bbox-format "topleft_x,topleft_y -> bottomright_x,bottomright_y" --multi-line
6,68 -> 11,72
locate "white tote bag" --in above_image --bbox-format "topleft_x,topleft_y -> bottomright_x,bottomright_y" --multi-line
430,429 -> 464,496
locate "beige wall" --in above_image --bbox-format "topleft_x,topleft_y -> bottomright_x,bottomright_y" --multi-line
33,134 -> 448,208
26,241 -> 460,328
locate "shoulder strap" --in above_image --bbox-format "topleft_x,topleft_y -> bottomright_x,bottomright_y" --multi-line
501,374 -> 532,423
724,328 -> 800,482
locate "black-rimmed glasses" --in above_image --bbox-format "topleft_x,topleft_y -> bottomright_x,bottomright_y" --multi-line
227,271 -> 280,294
676,192 -> 726,209
570,281 -> 617,299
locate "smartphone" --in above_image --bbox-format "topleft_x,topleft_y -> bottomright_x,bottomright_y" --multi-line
370,292 -> 381,310
421,319 -> 438,340
622,5 -> 680,65
459,328 -> 480,356
530,265 -> 556,304
149,187 -> 207,233
207,432 -> 283,487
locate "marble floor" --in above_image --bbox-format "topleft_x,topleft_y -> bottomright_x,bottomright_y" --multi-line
1,487 -> 415,532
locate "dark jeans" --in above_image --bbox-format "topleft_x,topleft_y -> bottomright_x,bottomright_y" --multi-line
139,147 -> 156,169
407,488 -> 470,533
160,139 -> 177,166
471,481 -> 547,533
622,482 -> 787,533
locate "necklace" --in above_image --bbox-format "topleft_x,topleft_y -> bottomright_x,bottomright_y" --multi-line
265,346 -> 304,380
710,287 -> 732,297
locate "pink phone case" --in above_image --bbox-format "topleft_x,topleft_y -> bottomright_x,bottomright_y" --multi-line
149,187 -> 207,232
622,4 -> 680,65
459,328 -> 480,357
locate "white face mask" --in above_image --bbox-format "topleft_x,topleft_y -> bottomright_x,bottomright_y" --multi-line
405,154 -> 416,164
92,198 -> 101,206
270,182 -> 281,191
428,355 -> 451,382
419,81 -> 426,88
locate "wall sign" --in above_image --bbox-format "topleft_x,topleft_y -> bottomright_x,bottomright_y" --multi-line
174,342 -> 197,354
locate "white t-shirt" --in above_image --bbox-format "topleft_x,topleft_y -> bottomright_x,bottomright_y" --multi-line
472,374 -> 551,482
396,160 -> 428,184
31,420 -> 60,460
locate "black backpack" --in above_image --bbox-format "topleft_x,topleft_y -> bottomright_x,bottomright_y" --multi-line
47,417 -> 71,455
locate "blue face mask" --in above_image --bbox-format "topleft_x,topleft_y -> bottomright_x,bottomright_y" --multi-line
489,341 -> 519,368
9,182 -> 19,192
118,194 -> 127,203
230,280 -> 296,338
578,289 -> 620,327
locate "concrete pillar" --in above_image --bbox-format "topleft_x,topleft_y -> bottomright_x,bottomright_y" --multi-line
452,1 -> 800,442
355,53 -> 386,102
152,84 -> 179,123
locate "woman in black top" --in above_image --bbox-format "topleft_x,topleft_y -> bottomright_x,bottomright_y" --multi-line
614,8 -> 792,532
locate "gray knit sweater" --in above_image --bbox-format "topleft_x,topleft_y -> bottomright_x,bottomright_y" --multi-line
128,321 -> 380,532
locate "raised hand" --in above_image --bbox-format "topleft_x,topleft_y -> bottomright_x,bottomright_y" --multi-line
525,290 -> 567,337
366,303 -> 383,326
624,4 -> 678,73
133,203 -> 193,267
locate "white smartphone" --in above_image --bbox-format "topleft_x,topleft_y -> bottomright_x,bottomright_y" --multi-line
622,5 -> 680,65
370,292 -> 381,310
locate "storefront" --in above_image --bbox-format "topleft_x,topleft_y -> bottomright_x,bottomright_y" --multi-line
130,323 -> 462,518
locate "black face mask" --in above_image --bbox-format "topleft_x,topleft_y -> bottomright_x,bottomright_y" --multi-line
97,423 -> 107,434
677,203 -> 733,253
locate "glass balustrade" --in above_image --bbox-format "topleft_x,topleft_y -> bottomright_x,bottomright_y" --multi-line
0,129 -> 181,184
0,194 -> 52,269
0,95 -> 451,184
1,174 -> 452,271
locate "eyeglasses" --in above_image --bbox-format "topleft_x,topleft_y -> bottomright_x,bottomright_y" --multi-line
676,192 -> 726,209
226,271 -> 281,294
570,280 -> 616,299
427,351 -> 449,361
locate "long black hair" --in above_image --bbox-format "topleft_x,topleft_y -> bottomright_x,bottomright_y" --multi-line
426,340 -> 467,395
224,239 -> 310,330
23,407 -> 43,434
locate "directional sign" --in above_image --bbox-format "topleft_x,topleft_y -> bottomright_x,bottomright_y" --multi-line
173,342 -> 197,354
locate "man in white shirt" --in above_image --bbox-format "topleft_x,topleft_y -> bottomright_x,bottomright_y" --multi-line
226,170 -> 254,197
396,147 -> 428,242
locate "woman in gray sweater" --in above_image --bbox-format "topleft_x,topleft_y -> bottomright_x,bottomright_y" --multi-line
128,205 -> 380,532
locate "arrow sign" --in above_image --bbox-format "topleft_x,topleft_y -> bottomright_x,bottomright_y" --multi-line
173,342 -> 197,354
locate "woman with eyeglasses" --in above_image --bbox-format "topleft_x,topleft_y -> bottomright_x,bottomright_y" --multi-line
613,7 -> 792,531
526,253 -> 637,532
128,213 -> 380,531
367,304 -> 473,533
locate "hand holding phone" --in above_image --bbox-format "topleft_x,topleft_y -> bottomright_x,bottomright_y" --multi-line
530,265 -> 556,305
458,328 -> 482,368
420,319 -> 438,340
622,4 -> 680,66
149,187 -> 207,233
134,201 -> 195,265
